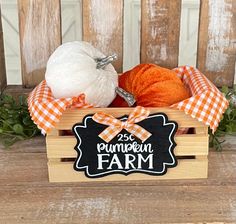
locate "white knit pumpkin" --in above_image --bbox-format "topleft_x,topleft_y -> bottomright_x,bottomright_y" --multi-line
45,41 -> 118,107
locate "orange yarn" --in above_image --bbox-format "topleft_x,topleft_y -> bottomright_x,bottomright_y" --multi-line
111,64 -> 190,107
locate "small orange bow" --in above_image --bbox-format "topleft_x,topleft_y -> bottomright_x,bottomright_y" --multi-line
92,106 -> 152,143
70,94 -> 93,109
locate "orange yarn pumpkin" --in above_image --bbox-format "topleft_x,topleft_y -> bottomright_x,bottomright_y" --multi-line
111,64 -> 190,107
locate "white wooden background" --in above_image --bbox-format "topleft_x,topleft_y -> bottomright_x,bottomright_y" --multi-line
0,0 -> 200,85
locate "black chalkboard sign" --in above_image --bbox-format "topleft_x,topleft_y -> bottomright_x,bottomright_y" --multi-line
73,112 -> 178,178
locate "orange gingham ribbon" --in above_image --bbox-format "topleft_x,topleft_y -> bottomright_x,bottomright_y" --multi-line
28,80 -> 92,134
171,66 -> 229,133
92,106 -> 152,143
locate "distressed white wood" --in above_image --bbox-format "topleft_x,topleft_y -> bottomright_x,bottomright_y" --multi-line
18,0 -> 62,87
2,0 -> 233,85
141,0 -> 182,68
83,0 -> 123,72
197,0 -> 236,86
205,0 -> 234,73
1,0 -> 83,85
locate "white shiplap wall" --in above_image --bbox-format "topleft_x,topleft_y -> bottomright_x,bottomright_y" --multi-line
0,0 -> 200,85
179,0 -> 200,66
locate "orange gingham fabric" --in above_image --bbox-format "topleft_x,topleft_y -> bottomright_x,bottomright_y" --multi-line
171,66 -> 228,133
92,106 -> 152,143
28,80 -> 92,134
28,66 -> 228,134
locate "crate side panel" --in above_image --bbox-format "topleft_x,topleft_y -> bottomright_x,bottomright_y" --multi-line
48,157 -> 208,182
54,108 -> 206,130
46,134 -> 209,158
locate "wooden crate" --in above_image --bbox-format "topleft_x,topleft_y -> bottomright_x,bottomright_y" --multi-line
46,108 -> 209,182
1,0 -> 236,93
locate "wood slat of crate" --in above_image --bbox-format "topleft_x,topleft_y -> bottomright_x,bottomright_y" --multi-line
46,108 -> 209,182
54,108 -> 204,130
48,158 -> 208,182
47,134 -> 208,159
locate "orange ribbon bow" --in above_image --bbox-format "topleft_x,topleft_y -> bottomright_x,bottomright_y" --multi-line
92,106 -> 152,143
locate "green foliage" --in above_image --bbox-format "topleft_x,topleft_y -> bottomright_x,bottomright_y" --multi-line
209,85 -> 236,151
0,94 -> 40,148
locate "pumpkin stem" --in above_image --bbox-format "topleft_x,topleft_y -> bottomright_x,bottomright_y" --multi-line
96,54 -> 118,69
115,87 -> 136,107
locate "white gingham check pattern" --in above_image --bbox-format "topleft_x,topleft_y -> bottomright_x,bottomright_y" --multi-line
92,106 -> 152,143
28,80 -> 92,134
171,66 -> 228,133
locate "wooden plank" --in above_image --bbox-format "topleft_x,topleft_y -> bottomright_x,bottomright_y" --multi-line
1,137 -> 235,223
0,136 -> 45,153
3,85 -> 33,100
18,0 -> 62,87
0,5 -> 6,92
0,153 -> 49,185
0,149 -> 235,187
47,129 -> 61,136
83,0 -> 123,72
46,134 -> 209,159
48,157 -> 208,182
141,0 -> 182,68
195,126 -> 208,135
54,108 -> 206,130
0,185 -> 236,223
222,135 -> 236,150
7,135 -> 236,157
197,0 -> 236,87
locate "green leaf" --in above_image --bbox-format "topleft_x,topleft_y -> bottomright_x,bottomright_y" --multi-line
0,94 -> 40,148
23,117 -> 32,126
233,84 -> 236,91
221,86 -> 229,95
226,108 -> 231,115
210,86 -> 236,150
13,124 -> 24,134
